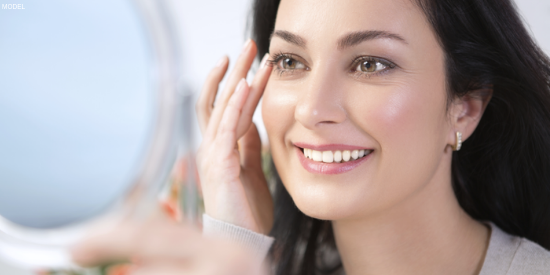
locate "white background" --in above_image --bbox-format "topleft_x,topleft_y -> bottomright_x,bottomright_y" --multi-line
1,0 -> 549,273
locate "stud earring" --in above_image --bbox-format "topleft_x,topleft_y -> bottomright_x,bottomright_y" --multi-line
453,131 -> 462,151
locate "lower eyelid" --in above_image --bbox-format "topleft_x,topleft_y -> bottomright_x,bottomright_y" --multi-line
272,67 -> 308,78
272,66 -> 296,77
350,67 -> 393,78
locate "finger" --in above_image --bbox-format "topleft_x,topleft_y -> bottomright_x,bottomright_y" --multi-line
136,225 -> 203,261
130,264 -> 189,275
71,222 -> 141,266
235,53 -> 273,138
196,56 -> 229,135
239,123 -> 262,170
216,79 -> 250,157
205,39 -> 257,140
130,243 -> 255,275
71,220 -> 201,267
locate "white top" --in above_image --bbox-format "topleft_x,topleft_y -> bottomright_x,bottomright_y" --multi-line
203,214 -> 550,274
479,222 -> 550,274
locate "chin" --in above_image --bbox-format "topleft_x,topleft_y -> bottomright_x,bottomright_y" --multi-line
285,183 -> 360,221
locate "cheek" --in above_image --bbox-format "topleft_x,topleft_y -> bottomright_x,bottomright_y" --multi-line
349,79 -> 449,201
360,83 -> 443,149
261,81 -> 297,147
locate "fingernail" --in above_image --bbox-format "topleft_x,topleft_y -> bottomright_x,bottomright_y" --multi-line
236,78 -> 247,93
260,53 -> 270,69
242,39 -> 252,51
216,56 -> 227,67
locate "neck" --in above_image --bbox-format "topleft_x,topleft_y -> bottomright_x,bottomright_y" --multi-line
331,154 -> 490,275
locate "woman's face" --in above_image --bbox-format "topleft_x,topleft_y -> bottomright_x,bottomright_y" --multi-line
262,0 -> 452,220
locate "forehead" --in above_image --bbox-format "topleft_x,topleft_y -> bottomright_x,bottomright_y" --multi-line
274,0 -> 434,49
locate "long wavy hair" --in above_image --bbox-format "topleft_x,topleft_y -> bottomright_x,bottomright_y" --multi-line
251,0 -> 550,274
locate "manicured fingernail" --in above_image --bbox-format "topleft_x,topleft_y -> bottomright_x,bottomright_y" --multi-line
242,39 -> 252,51
216,56 -> 227,67
236,78 -> 247,93
260,53 -> 270,69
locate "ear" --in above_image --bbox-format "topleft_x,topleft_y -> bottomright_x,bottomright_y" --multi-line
447,88 -> 493,150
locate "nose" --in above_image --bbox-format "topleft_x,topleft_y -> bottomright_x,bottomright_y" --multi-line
294,67 -> 347,129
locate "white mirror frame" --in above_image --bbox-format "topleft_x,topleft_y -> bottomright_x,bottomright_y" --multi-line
0,0 -> 182,269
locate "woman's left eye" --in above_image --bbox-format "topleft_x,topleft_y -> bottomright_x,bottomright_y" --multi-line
352,57 -> 395,75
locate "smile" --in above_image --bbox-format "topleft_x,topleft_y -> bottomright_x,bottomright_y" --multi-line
294,144 -> 373,175
302,148 -> 373,163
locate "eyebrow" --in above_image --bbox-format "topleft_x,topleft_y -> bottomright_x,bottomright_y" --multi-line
271,30 -> 307,48
337,30 -> 408,49
270,30 -> 408,49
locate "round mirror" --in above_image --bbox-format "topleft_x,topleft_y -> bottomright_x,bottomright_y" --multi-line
0,0 -> 186,269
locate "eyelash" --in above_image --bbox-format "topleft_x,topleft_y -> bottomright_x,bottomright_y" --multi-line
267,52 -> 397,78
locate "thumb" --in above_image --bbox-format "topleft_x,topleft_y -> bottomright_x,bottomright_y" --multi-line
238,123 -> 263,170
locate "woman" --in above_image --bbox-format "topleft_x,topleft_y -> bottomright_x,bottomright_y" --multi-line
73,0 -> 550,274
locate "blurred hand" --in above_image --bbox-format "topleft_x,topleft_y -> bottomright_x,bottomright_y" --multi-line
195,40 -> 274,235
71,218 -> 266,275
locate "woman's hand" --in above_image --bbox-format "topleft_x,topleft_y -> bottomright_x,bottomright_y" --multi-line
71,219 -> 266,275
195,40 -> 273,235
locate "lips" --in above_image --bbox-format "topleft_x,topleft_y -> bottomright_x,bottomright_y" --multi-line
294,143 -> 373,174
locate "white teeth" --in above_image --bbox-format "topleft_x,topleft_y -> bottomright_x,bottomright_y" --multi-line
312,150 -> 323,161
343,150 -> 351,161
322,151 -> 333,163
303,148 -> 370,163
334,151 -> 342,162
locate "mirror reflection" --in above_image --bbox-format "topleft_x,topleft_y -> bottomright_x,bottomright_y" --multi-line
0,0 -> 152,228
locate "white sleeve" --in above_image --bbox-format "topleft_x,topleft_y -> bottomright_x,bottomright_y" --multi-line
202,214 -> 275,262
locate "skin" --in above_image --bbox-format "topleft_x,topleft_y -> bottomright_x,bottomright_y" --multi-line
72,0 -> 493,274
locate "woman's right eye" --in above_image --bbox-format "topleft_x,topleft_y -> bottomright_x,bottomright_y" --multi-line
270,53 -> 307,75
279,57 -> 305,70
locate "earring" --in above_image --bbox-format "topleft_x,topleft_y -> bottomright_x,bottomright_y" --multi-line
453,131 -> 462,151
